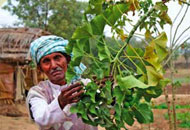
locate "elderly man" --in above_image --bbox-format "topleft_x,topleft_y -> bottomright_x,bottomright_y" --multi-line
26,35 -> 97,130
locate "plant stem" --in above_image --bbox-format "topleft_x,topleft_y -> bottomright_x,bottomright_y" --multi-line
170,54 -> 177,130
111,7 -> 156,74
180,0 -> 190,6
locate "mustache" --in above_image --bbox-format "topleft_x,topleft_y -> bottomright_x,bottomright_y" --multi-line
50,67 -> 63,74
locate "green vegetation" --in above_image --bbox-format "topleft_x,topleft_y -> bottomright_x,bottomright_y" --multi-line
66,0 -> 172,129
153,103 -> 190,109
164,112 -> 190,128
174,76 -> 190,84
3,0 -> 88,39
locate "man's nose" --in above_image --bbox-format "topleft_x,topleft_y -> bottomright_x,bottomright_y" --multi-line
51,60 -> 57,69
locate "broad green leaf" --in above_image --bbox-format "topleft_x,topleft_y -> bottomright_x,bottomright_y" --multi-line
126,44 -> 144,57
66,66 -> 76,83
159,11 -> 172,25
91,15 -> 106,35
153,32 -> 168,62
146,66 -> 163,86
89,104 -> 97,115
159,78 -> 171,88
103,3 -> 129,26
122,109 -> 134,126
114,103 -> 122,121
72,40 -> 86,66
70,104 -> 78,113
113,86 -> 125,104
155,2 -> 168,11
72,23 -> 93,39
145,30 -> 153,41
132,103 -> 153,124
117,75 -> 149,89
85,0 -> 103,15
144,45 -> 161,70
97,38 -> 111,61
102,81 -> 113,104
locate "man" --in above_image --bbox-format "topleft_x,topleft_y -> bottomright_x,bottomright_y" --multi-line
26,35 -> 97,130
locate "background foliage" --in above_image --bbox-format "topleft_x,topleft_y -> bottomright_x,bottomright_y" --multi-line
3,0 -> 87,39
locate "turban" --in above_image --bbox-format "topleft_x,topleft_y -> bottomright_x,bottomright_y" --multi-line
30,35 -> 86,80
30,35 -> 69,64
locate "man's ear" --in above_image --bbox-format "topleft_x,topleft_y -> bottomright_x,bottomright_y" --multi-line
37,65 -> 43,72
66,55 -> 71,64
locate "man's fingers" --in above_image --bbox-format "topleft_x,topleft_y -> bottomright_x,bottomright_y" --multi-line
68,89 -> 84,100
61,82 -> 81,93
64,86 -> 83,97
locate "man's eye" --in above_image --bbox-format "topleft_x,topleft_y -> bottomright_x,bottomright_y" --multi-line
42,58 -> 50,63
54,55 -> 61,60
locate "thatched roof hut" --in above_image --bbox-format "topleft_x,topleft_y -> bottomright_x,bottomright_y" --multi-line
0,28 -> 51,65
0,28 -> 50,107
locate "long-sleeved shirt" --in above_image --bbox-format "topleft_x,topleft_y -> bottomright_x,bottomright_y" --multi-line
26,79 -> 97,130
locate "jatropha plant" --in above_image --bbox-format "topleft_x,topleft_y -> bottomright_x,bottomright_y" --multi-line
66,0 -> 171,129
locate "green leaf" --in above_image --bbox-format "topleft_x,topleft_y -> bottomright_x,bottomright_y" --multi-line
103,3 -> 129,26
89,104 -> 97,115
146,66 -> 163,86
113,86 -> 125,104
72,40 -> 85,66
66,65 -> 76,83
132,103 -> 153,124
114,103 -> 122,121
144,45 -> 161,70
117,75 -> 149,89
91,15 -> 106,35
85,0 -> 103,15
159,11 -> 172,25
70,104 -> 78,113
72,23 -> 93,39
155,2 -> 168,11
122,109 -> 134,126
153,32 -> 168,62
102,81 -> 113,104
86,82 -> 98,103
159,78 -> 171,88
97,38 -> 111,62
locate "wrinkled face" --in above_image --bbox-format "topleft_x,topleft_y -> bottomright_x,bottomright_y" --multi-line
39,52 -> 68,85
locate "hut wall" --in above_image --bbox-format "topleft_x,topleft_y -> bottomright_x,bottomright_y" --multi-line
0,62 -> 15,102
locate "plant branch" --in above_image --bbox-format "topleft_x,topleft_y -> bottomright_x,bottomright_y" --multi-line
179,0 -> 190,6
171,4 -> 189,47
174,25 -> 190,45
170,4 -> 184,47
113,7 -> 155,62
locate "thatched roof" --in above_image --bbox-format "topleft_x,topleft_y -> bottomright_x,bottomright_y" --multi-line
0,28 -> 51,65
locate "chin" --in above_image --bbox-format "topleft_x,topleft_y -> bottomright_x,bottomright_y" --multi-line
50,76 -> 65,85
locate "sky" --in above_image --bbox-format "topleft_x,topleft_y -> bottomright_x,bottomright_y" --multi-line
0,0 -> 190,46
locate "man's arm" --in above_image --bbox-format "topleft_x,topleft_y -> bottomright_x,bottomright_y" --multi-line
29,82 -> 84,128
29,96 -> 71,128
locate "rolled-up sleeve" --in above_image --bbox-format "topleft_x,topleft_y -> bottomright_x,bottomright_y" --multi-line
29,96 -> 70,127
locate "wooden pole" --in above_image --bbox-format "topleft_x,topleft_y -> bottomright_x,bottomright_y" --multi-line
32,68 -> 38,85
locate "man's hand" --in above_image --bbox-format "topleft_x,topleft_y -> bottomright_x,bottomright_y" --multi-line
58,82 -> 84,109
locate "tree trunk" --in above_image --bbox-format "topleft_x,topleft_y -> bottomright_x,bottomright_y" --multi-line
164,87 -> 173,130
170,58 -> 177,130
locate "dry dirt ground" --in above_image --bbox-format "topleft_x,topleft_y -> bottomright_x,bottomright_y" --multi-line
0,94 -> 190,130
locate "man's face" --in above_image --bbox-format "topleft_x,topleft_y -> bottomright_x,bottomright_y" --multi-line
39,52 -> 68,85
